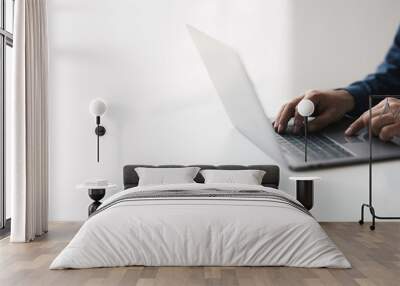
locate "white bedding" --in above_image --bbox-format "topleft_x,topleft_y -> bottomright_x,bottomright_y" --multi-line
50,183 -> 350,269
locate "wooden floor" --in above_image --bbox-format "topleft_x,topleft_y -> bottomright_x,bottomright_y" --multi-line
0,222 -> 399,286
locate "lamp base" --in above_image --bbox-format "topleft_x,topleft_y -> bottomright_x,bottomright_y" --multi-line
95,126 -> 106,136
359,203 -> 400,231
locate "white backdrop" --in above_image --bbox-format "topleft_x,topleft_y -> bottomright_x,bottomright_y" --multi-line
47,0 -> 400,221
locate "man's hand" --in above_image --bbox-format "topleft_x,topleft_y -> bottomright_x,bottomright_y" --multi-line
274,89 -> 355,133
345,97 -> 400,141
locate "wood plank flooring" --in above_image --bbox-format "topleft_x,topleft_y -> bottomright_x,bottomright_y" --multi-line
0,222 -> 399,286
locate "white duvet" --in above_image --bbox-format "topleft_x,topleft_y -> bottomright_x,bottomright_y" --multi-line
50,183 -> 350,269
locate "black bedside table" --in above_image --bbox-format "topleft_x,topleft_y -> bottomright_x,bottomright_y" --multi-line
77,183 -> 117,216
289,177 -> 320,210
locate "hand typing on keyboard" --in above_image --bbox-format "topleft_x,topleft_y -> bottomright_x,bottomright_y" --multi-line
345,97 -> 400,141
275,26 -> 400,142
274,89 -> 355,134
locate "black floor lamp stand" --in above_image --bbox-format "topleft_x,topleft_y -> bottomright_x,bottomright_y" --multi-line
359,95 -> 400,230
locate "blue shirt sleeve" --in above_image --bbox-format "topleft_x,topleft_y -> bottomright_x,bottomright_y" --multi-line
345,25 -> 400,117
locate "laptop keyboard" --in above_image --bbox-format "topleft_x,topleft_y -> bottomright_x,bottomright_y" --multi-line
275,133 -> 354,161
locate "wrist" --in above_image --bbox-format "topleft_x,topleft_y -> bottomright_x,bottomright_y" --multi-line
334,89 -> 355,113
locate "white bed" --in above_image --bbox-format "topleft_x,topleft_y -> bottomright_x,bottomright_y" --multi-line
50,183 -> 350,269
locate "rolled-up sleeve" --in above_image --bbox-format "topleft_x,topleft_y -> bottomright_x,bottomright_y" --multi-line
345,25 -> 400,117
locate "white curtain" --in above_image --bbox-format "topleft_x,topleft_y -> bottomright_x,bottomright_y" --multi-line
10,0 -> 48,242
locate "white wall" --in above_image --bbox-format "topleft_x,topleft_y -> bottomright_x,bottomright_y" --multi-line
47,0 -> 400,221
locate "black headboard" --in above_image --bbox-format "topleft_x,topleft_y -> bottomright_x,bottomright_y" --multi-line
123,165 -> 280,189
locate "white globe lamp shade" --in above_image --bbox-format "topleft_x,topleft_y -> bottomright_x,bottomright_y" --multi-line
297,99 -> 314,117
89,98 -> 107,117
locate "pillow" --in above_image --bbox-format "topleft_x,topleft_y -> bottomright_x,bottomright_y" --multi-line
135,167 -> 201,186
200,169 -> 266,185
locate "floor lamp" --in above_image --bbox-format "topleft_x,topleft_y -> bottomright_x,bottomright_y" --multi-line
359,95 -> 400,230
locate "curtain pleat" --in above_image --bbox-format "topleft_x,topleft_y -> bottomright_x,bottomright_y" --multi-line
10,0 -> 48,242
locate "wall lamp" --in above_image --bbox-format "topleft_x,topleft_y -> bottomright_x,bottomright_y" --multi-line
89,98 -> 107,162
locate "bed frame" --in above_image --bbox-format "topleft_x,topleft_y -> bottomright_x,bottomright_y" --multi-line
123,165 -> 280,189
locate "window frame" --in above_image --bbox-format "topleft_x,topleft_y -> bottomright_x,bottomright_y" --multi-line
0,0 -> 13,233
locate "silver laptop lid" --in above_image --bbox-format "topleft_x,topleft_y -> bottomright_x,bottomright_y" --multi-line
188,25 -> 286,166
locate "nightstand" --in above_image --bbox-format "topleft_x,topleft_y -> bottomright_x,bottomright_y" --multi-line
77,183 -> 117,216
289,177 -> 320,210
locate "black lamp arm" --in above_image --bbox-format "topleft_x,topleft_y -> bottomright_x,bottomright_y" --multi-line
304,116 -> 308,162
94,116 -> 106,162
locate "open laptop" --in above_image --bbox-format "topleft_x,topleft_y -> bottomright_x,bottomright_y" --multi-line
188,25 -> 400,171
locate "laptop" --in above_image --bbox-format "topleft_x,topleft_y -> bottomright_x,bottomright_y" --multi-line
188,25 -> 400,171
